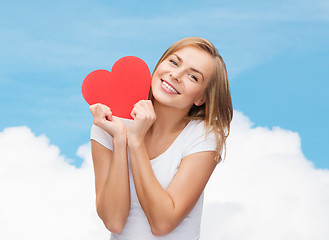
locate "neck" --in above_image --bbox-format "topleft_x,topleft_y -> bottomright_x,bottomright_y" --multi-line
150,99 -> 190,135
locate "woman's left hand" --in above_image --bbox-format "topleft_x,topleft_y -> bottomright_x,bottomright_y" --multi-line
127,100 -> 156,143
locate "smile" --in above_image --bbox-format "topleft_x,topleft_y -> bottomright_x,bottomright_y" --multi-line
161,80 -> 180,94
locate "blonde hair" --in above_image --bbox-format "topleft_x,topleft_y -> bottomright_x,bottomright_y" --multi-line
149,37 -> 233,162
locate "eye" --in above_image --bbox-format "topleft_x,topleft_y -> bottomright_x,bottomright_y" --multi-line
169,59 -> 178,66
189,74 -> 198,82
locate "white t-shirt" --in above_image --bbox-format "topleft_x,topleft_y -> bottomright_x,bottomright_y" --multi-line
90,119 -> 217,240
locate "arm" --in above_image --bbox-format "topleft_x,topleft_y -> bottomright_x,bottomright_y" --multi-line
90,104 -> 130,233
129,142 -> 216,236
127,100 -> 217,236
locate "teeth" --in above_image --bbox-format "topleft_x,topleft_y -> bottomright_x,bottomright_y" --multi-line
162,81 -> 178,94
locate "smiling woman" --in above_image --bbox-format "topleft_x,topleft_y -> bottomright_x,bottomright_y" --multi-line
89,37 -> 233,240
151,46 -> 214,112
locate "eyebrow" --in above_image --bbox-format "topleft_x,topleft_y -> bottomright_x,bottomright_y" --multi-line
172,53 -> 205,81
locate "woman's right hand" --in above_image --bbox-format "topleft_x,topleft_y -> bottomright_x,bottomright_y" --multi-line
89,103 -> 127,140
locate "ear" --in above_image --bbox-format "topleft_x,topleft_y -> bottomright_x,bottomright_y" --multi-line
195,96 -> 206,106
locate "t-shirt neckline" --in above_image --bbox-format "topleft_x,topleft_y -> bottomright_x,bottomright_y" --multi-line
150,120 -> 193,162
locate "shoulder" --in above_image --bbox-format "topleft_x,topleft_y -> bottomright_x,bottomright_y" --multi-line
183,120 -> 215,141
180,120 -> 217,158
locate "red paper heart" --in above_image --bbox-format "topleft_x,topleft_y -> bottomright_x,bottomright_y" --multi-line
82,56 -> 152,119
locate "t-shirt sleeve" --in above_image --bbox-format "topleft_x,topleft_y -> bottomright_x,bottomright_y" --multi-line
181,121 -> 218,159
90,124 -> 113,151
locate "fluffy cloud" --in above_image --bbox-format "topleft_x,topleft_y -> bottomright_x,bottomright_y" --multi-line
0,126 -> 108,239
202,111 -> 329,239
0,111 -> 328,239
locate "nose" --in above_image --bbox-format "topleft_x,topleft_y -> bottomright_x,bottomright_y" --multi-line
170,69 -> 183,82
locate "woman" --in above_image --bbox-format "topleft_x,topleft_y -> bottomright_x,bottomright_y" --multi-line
89,37 -> 233,239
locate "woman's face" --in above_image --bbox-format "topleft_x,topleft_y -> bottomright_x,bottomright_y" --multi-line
151,46 -> 215,112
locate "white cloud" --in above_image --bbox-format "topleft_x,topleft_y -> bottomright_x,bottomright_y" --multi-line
1,111 -> 328,239
202,111 -> 329,239
0,126 -> 108,239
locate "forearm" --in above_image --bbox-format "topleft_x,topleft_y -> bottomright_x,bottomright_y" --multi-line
97,137 -> 130,233
128,142 -> 179,235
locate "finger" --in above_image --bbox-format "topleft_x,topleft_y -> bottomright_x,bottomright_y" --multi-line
130,108 -> 137,120
139,100 -> 155,119
131,105 -> 142,118
95,104 -> 113,121
105,114 -> 113,121
102,106 -> 113,121
136,100 -> 152,110
144,100 -> 155,113
131,104 -> 147,120
98,104 -> 111,112
89,105 -> 96,116
90,104 -> 104,117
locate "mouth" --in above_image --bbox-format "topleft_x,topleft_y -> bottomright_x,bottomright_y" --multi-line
161,80 -> 180,94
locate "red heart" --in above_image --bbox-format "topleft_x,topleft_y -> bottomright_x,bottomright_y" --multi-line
82,56 -> 152,119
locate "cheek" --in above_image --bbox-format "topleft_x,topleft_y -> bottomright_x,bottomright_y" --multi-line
151,73 -> 159,89
185,82 -> 205,98
153,62 -> 166,75
151,64 -> 167,87
150,70 -> 163,97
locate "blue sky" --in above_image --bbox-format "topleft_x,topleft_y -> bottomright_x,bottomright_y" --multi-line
1,0 -> 328,168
